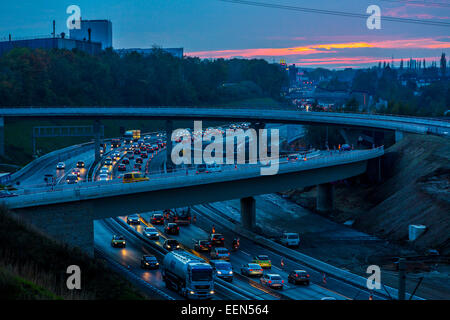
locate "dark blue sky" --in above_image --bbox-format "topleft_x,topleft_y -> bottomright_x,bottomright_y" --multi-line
1,0 -> 449,68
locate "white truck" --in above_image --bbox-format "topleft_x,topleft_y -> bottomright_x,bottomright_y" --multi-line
280,232 -> 300,247
162,251 -> 214,299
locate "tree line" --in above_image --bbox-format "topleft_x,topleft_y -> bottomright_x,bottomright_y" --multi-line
0,47 -> 287,107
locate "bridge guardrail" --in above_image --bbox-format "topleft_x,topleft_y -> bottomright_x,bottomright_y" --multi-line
4,147 -> 384,207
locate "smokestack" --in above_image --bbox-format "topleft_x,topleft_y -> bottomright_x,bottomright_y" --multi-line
52,20 -> 55,38
88,28 -> 91,42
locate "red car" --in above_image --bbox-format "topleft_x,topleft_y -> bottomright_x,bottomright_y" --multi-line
151,213 -> 164,225
118,164 -> 127,171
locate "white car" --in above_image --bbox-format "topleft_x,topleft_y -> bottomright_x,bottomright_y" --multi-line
56,162 -> 65,170
280,232 -> 300,247
100,167 -> 109,174
99,173 -> 108,181
143,227 -> 159,240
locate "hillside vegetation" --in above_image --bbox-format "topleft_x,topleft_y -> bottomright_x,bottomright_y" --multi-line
0,206 -> 145,299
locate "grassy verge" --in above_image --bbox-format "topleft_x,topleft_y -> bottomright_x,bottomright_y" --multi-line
0,206 -> 146,300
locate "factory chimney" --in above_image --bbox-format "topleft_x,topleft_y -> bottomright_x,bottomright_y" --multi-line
52,20 -> 55,38
88,28 -> 91,42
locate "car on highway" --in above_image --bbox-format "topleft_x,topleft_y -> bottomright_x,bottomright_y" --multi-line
194,240 -> 212,252
56,162 -> 65,170
126,151 -> 134,159
240,263 -> 263,277
111,235 -> 126,248
98,173 -> 108,181
210,233 -> 225,247
143,227 -> 159,240
66,174 -> 78,184
76,161 -> 85,168
252,255 -> 272,269
71,168 -> 81,177
260,274 -> 284,289
126,214 -> 140,225
206,163 -> 221,173
133,163 -> 142,170
287,153 -> 301,161
140,152 -> 148,158
140,254 -> 159,269
163,239 -> 181,251
280,232 -> 300,247
122,158 -> 130,164
104,157 -> 113,166
133,149 -> 140,155
210,247 -> 230,261
100,166 -> 109,174
164,222 -> 179,235
341,144 -> 351,151
196,164 -> 207,174
122,172 -> 149,183
135,157 -> 143,164
210,260 -> 233,282
150,213 -> 165,225
118,164 -> 126,171
288,270 -> 310,285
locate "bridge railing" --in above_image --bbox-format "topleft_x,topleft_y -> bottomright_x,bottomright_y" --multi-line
10,147 -> 384,199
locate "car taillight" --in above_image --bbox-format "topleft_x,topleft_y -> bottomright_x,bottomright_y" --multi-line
296,274 -> 298,277
268,280 -> 272,284
177,227 -> 179,230
282,280 -> 284,283
307,274 -> 310,278
221,238 -> 224,240
249,269 -> 253,272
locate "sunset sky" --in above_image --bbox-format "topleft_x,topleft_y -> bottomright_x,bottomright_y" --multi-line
0,0 -> 449,68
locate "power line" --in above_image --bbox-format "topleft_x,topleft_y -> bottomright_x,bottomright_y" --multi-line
217,0 -> 450,27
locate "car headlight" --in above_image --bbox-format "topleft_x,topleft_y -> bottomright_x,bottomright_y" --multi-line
217,271 -> 222,275
229,271 -> 233,275
145,262 -> 149,265
167,245 -> 171,248
189,291 -> 195,295
209,290 -> 215,294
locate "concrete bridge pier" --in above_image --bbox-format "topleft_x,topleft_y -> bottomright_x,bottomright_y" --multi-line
240,196 -> 256,231
94,119 -> 102,162
166,120 -> 174,170
15,202 -> 95,257
316,183 -> 335,213
395,130 -> 404,143
0,117 -> 4,157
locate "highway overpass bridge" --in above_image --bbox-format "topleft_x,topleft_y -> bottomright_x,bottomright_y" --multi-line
2,147 -> 383,255
0,107 -> 447,161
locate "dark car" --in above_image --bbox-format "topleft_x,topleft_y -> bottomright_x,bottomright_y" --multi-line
151,213 -> 165,225
196,164 -> 207,174
143,227 -> 159,240
134,163 -> 142,170
140,152 -> 148,159
163,239 -> 180,251
194,240 -> 212,252
140,255 -> 159,269
122,158 -> 130,164
133,149 -> 140,155
288,270 -> 310,285
118,164 -> 127,171
210,233 -> 225,247
111,235 -> 126,248
165,222 -> 179,235
136,157 -> 143,164
126,214 -> 140,225
76,161 -> 85,168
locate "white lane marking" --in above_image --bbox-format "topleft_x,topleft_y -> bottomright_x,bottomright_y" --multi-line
240,250 -> 251,256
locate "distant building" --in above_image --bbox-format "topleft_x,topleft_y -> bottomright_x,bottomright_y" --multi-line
69,19 -> 112,49
0,36 -> 102,56
115,47 -> 184,59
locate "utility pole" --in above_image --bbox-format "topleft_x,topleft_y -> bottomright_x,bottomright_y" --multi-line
398,258 -> 406,300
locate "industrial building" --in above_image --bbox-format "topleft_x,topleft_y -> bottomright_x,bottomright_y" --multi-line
115,47 -> 184,58
69,19 -> 112,49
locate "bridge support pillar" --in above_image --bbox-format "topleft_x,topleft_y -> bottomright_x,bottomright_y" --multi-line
395,130 -> 404,143
15,203 -> 95,257
240,196 -> 256,231
94,119 -> 101,162
0,117 -> 4,157
316,183 -> 334,213
166,120 -> 173,170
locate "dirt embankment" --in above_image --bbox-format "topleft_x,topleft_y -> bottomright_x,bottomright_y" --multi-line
289,134 -> 450,254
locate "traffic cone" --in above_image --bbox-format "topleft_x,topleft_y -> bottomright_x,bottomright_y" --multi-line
369,294 -> 373,300
322,273 -> 327,284
281,258 -> 285,268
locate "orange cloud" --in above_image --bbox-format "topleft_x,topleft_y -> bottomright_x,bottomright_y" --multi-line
186,38 -> 450,59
